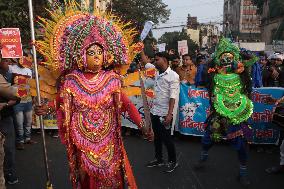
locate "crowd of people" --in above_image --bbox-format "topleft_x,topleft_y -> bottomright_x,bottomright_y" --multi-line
137,45 -> 284,185
0,43 -> 284,188
139,49 -> 284,89
0,4 -> 284,189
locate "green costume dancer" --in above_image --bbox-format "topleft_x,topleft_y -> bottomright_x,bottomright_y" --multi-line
195,38 -> 258,187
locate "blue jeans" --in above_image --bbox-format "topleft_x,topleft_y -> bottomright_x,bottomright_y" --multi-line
13,102 -> 33,143
201,126 -> 249,165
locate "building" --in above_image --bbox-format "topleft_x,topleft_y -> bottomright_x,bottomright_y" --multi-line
187,29 -> 200,46
260,0 -> 284,45
223,0 -> 261,41
199,23 -> 221,49
187,14 -> 199,30
186,14 -> 220,48
186,14 -> 200,46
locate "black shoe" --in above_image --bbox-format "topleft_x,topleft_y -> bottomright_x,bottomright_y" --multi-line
5,173 -> 18,185
164,162 -> 179,173
16,143 -> 25,150
52,133 -> 59,138
24,139 -> 38,144
265,165 -> 284,174
193,160 -> 207,170
146,159 -> 165,168
238,175 -> 251,187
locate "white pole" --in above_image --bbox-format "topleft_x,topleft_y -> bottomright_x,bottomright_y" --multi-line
27,0 -> 53,188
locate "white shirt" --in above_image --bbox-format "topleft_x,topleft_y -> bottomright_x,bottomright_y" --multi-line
8,64 -> 32,103
145,62 -> 156,69
9,64 -> 32,77
151,67 -> 180,116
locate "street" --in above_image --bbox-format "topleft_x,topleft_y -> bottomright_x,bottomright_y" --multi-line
6,133 -> 284,189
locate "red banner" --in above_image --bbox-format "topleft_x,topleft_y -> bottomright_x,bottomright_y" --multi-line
0,28 -> 23,58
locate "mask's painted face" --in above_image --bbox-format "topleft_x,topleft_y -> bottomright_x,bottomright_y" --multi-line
85,44 -> 104,72
219,52 -> 234,66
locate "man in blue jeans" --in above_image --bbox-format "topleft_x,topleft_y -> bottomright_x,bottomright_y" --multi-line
9,59 -> 34,150
0,58 -> 20,185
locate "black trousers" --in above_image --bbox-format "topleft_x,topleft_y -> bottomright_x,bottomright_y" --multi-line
151,114 -> 176,163
0,116 -> 16,176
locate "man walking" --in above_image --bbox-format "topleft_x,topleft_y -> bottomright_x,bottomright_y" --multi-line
146,52 -> 180,173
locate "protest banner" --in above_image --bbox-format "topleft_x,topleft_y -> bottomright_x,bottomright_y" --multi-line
121,70 -> 155,129
0,28 -> 23,58
178,40 -> 188,55
157,43 -> 166,52
178,84 -> 210,136
250,87 -> 284,144
178,84 -> 284,144
140,21 -> 154,41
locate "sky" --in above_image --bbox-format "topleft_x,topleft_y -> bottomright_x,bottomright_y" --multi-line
152,0 -> 224,39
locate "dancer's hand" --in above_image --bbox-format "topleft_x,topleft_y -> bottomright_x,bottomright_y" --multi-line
34,104 -> 49,116
141,126 -> 154,142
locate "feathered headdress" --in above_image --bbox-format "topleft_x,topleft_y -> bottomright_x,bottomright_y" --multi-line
36,1 -> 139,74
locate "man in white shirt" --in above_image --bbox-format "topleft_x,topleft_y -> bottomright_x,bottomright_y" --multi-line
146,52 -> 180,173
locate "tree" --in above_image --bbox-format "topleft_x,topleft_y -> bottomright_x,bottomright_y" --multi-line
0,0 -> 49,44
108,0 -> 170,30
158,30 -> 199,57
252,0 -> 284,18
252,0 -> 265,15
268,0 -> 284,18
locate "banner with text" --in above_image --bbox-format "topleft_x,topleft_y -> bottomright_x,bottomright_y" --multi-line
178,84 -> 284,144
178,84 -> 210,136
250,88 -> 284,144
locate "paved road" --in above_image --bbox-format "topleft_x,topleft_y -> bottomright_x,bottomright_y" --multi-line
6,133 -> 284,189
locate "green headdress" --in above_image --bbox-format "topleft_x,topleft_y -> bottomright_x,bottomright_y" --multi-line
213,37 -> 240,66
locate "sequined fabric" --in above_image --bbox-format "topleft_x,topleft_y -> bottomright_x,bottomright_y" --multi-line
58,70 -> 128,189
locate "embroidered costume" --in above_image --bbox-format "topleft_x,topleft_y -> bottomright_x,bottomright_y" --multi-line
34,1 -> 146,188
196,38 -> 258,186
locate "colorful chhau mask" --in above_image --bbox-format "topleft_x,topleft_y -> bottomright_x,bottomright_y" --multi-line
211,38 -> 256,125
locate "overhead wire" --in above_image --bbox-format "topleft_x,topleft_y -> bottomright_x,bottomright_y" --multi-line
173,0 -> 224,9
